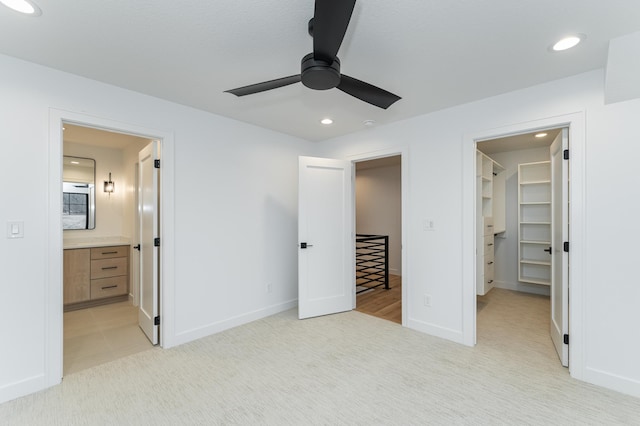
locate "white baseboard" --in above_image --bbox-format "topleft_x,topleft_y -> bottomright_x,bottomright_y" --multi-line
583,367 -> 640,398
0,374 -> 45,405
407,318 -> 465,345
172,299 -> 298,346
494,280 -> 550,296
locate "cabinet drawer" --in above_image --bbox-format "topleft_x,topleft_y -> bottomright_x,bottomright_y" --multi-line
91,257 -> 127,279
484,235 -> 495,254
484,260 -> 494,280
483,217 -> 494,236
91,245 -> 129,260
484,248 -> 494,264
484,275 -> 495,289
91,276 -> 127,300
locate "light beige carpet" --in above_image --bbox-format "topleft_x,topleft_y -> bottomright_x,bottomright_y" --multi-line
2,289 -> 639,425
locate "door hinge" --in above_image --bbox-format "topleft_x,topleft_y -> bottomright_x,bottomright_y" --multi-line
563,334 -> 569,345
154,316 -> 160,326
154,237 -> 160,247
563,241 -> 569,252
154,159 -> 160,168
563,149 -> 569,160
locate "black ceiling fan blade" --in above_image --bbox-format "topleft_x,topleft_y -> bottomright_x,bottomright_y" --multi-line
337,75 -> 401,109
313,0 -> 356,62
225,75 -> 302,96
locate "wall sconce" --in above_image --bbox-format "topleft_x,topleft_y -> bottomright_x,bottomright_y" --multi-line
104,172 -> 115,196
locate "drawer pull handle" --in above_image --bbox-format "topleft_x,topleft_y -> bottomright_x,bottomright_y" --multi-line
101,285 -> 118,290
102,251 -> 118,254
101,266 -> 118,270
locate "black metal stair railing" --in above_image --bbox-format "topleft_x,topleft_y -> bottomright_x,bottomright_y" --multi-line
355,234 -> 389,294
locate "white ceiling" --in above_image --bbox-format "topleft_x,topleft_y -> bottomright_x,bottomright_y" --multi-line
477,128 -> 561,155
2,0 -> 639,142
63,124 -> 151,149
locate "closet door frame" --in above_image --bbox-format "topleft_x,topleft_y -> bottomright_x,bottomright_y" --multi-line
462,111 -> 585,380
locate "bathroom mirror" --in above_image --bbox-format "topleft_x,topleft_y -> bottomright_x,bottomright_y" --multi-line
63,156 -> 96,230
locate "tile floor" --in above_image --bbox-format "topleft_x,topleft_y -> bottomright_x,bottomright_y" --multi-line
64,301 -> 154,375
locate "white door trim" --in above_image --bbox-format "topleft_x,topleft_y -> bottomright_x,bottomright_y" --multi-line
462,112 -> 585,380
347,147 -> 409,327
47,109 -> 176,388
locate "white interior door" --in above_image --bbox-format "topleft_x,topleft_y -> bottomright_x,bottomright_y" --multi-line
550,129 -> 569,366
138,141 -> 160,344
298,156 -> 354,319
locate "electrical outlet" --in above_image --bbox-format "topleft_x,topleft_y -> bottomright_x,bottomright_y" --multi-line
424,294 -> 432,307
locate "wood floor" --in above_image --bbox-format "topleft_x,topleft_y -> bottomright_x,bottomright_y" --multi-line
355,274 -> 402,324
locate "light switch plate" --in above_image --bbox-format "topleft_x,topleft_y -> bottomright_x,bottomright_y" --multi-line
7,221 -> 24,239
423,218 -> 435,231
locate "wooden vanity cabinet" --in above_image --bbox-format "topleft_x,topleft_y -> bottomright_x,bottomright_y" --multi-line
63,244 -> 130,309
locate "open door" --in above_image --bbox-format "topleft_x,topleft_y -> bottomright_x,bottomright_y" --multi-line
550,129 -> 569,366
298,156 -> 354,319
138,141 -> 160,344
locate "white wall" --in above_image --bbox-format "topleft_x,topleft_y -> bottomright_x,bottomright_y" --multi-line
2,48 -> 640,402
356,164 -> 402,275
485,147 -> 551,295
0,53 -> 314,403
63,141 -> 127,239
316,69 -> 640,397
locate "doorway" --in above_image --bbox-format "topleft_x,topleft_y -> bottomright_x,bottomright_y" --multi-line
354,156 -> 402,324
475,127 -> 569,366
297,149 -> 408,326
60,122 -> 160,374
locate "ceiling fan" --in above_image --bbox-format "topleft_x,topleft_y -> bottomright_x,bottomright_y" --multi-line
224,0 -> 401,109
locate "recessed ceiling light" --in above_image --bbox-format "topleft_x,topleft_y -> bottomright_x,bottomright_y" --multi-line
535,133 -> 548,138
320,118 -> 333,125
0,0 -> 41,15
552,35 -> 582,51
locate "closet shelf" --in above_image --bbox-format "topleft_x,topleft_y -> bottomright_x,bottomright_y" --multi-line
520,259 -> 551,266
519,277 -> 551,286
518,161 -> 552,286
520,180 -> 551,185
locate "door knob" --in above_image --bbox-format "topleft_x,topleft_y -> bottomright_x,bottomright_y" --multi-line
133,244 -> 141,251
300,242 -> 314,249
544,247 -> 552,254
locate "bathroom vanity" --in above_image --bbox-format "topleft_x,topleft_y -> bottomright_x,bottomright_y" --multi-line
63,239 -> 130,311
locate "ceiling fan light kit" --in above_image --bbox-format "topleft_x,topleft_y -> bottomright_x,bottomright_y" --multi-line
225,0 -> 401,110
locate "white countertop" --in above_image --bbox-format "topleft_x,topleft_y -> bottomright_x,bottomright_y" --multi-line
63,237 -> 131,249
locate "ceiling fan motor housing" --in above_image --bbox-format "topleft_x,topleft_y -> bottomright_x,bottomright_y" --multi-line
301,53 -> 341,90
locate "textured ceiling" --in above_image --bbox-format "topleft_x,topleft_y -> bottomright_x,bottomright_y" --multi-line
1,0 -> 640,141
